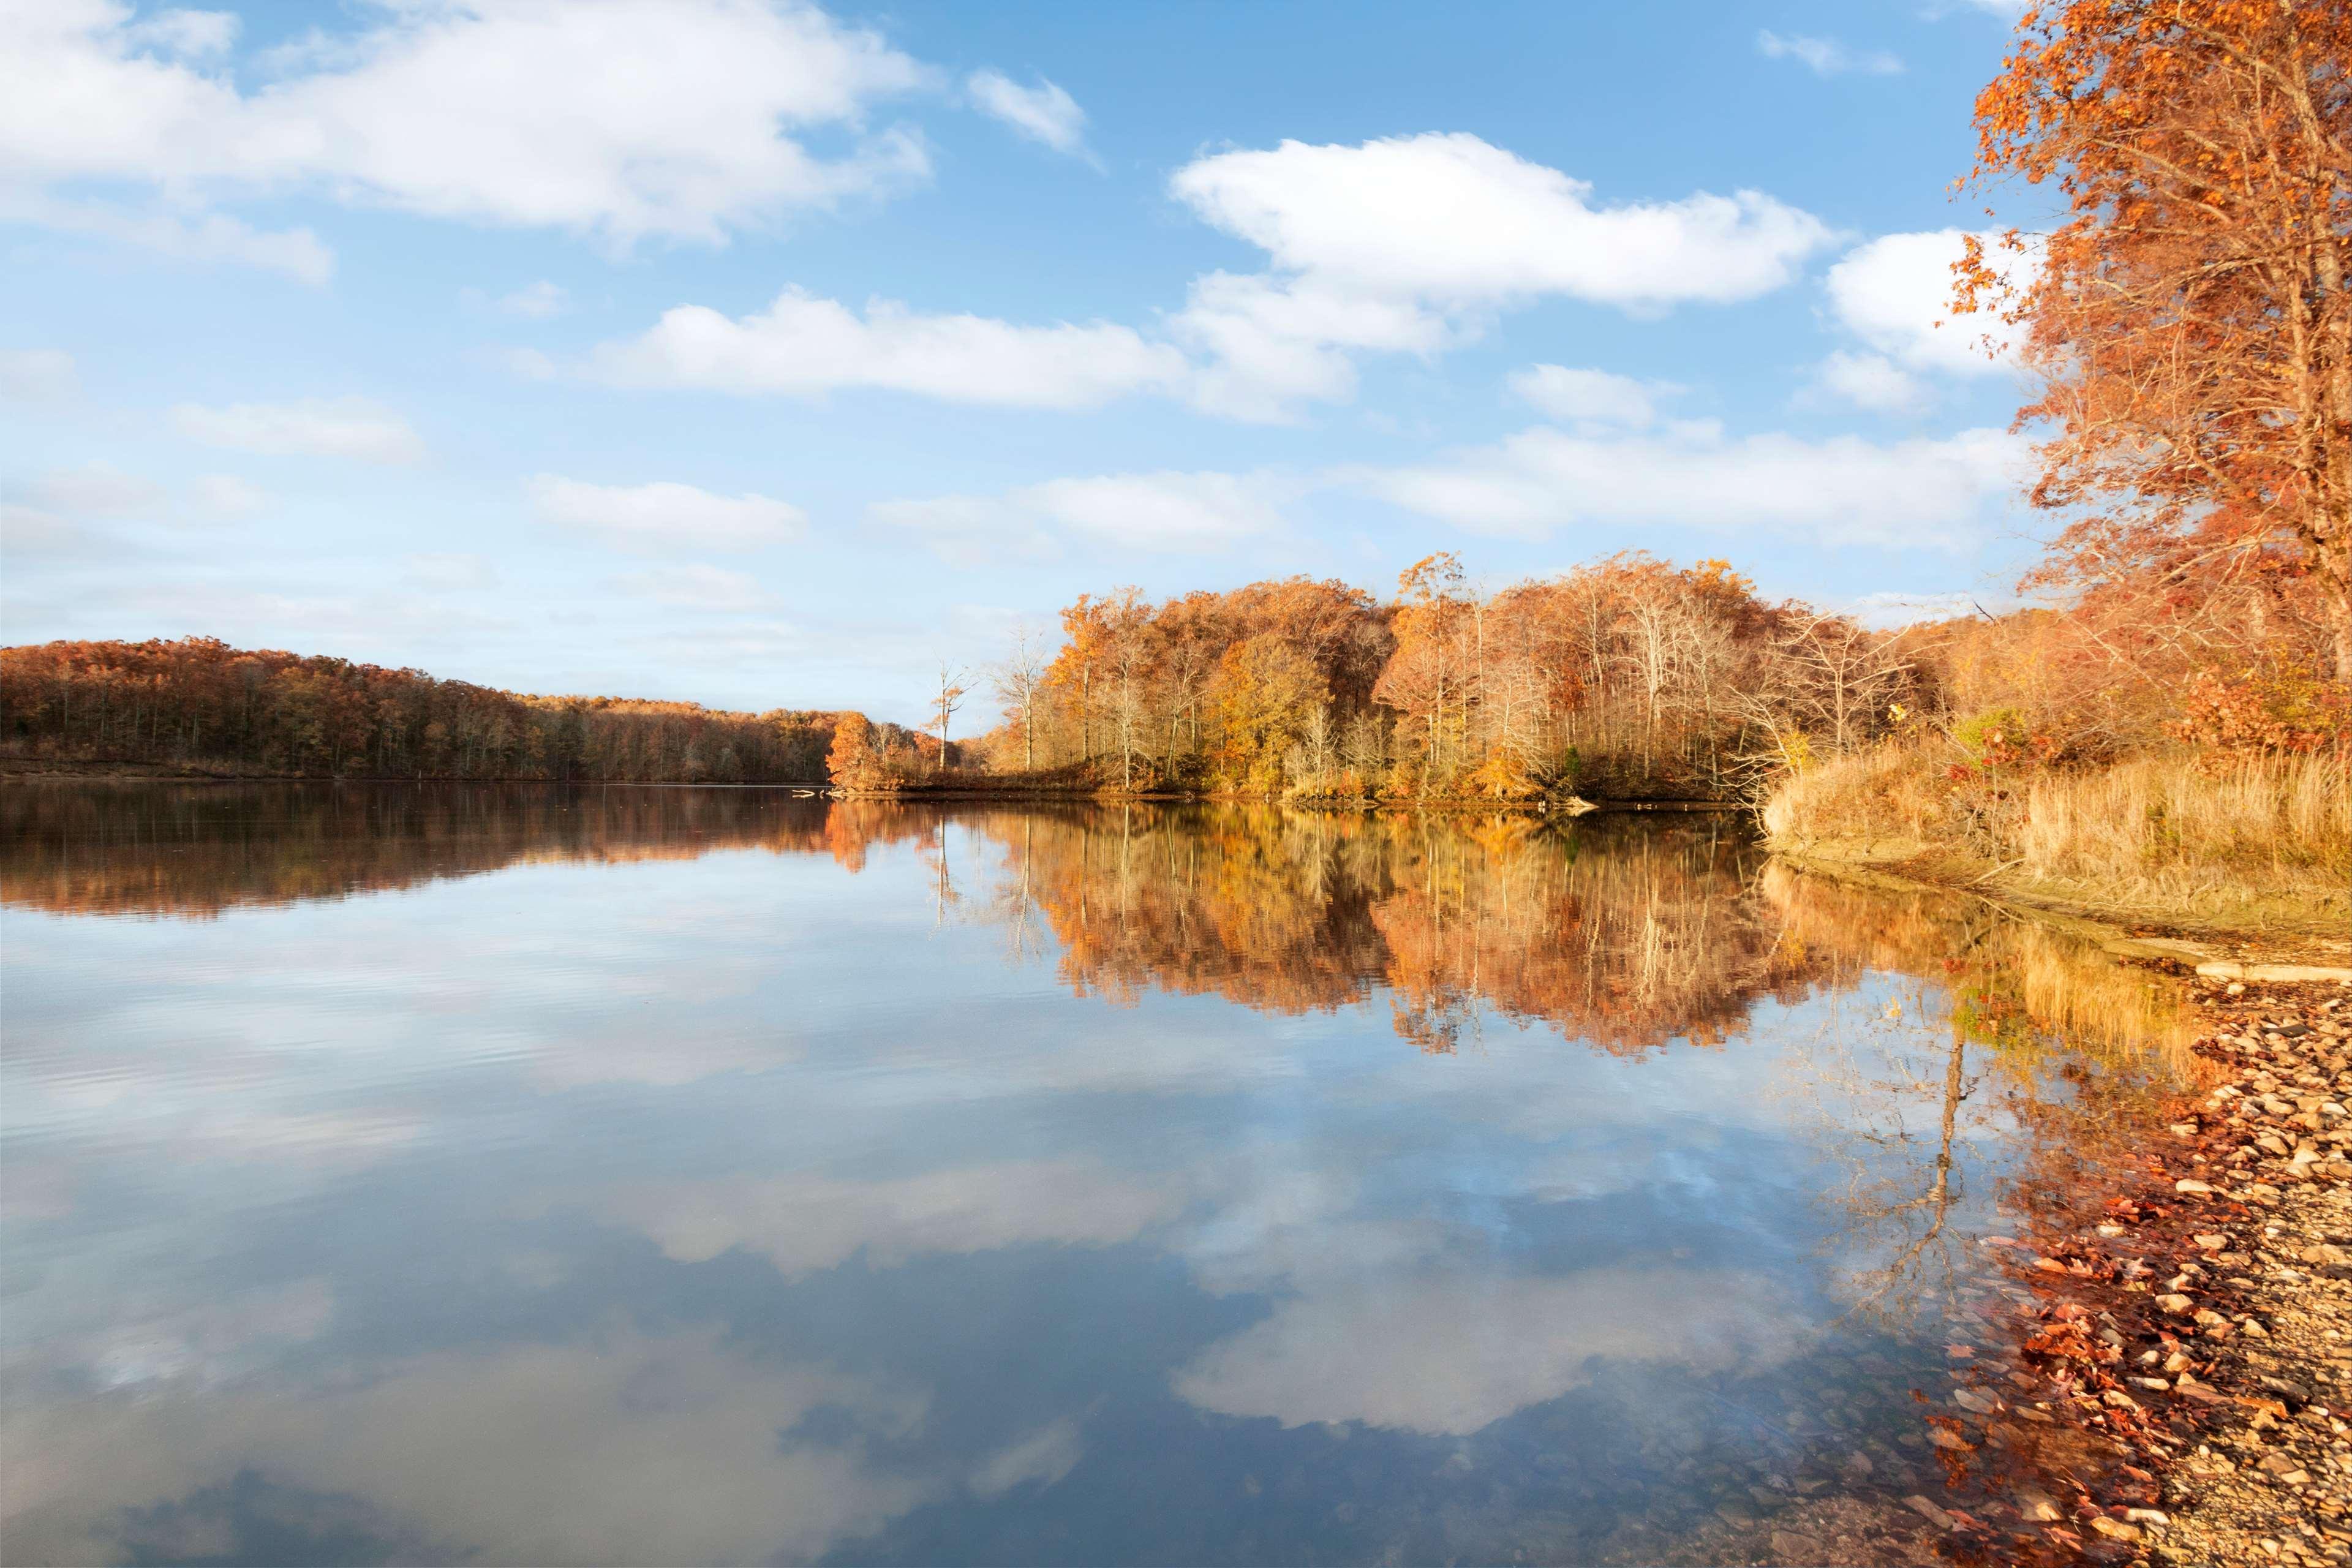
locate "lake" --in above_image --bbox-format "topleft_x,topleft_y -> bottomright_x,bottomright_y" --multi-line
0,783 -> 2192,1566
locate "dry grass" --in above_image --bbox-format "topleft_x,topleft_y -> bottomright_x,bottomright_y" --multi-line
1763,744 -> 2351,934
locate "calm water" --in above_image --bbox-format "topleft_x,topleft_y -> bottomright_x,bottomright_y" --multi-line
0,784 -> 2189,1566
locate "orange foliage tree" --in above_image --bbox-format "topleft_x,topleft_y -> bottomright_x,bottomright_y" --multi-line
1961,0 -> 2352,682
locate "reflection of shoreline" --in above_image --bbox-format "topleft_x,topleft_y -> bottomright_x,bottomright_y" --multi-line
5,785 -> 2195,1075
0,783 -> 951,919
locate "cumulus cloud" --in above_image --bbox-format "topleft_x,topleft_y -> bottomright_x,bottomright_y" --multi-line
0,348 -> 77,402
966,69 -> 1091,159
1755,30 -> 1902,75
591,288 -> 1189,408
1357,422 -> 2026,549
590,132 -> 1830,421
1823,228 -> 2034,374
1163,134 -> 1833,418
1170,133 -> 1833,313
0,0 -> 932,265
170,398 -> 425,462
872,469 -> 1294,559
530,475 -> 807,552
1810,228 -> 2039,412
1506,364 -> 1681,428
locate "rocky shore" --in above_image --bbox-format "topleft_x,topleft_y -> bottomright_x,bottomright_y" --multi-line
1964,978 -> 2351,1566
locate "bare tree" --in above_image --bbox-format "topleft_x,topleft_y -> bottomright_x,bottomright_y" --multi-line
991,622 -> 1048,772
928,663 -> 967,778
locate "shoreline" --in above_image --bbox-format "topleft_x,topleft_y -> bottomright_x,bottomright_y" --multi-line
0,763 -> 1746,816
1772,851 -> 2351,1562
1969,975 -> 2351,1566
1770,848 -> 2352,983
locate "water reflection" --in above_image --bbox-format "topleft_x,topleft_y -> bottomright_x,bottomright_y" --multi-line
1,785 -> 2189,1565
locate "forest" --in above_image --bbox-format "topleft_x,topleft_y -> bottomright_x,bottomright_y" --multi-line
0,635 -> 938,784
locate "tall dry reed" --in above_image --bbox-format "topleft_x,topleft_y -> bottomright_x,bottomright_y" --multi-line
2018,752 -> 2349,894
1763,744 -> 2350,929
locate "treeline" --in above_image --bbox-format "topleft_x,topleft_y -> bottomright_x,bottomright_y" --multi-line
945,554 -> 1940,803
0,637 -> 938,783
943,534 -> 2340,807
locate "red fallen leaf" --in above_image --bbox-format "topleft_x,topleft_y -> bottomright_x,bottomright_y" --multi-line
1947,1343 -> 1977,1359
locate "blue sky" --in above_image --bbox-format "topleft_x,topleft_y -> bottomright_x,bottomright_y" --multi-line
3,0 -> 2046,724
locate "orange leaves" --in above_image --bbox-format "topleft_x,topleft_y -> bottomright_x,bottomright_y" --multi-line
1959,0 -> 2352,682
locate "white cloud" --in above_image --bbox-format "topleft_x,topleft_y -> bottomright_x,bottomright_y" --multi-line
170,397 -> 425,462
1172,271 -> 1452,421
1359,422 -> 2026,549
1164,133 -> 1834,418
0,349 -> 77,402
590,288 -> 1189,409
23,462 -> 164,517
965,69 -> 1091,160
531,475 -> 806,552
0,0 -> 932,262
613,563 -> 776,611
1823,228 -> 2033,374
494,280 -> 568,319
1755,30 -> 1902,76
190,473 -> 268,516
1170,133 -> 1834,313
589,132 -> 1831,421
1811,349 -> 1931,414
873,469 -> 1293,559
1506,364 -> 1680,428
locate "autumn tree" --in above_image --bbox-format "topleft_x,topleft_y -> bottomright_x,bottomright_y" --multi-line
1961,0 -> 2352,680
825,711 -> 883,791
1208,633 -> 1329,793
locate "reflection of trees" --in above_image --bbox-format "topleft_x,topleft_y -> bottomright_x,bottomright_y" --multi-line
1757,862 -> 2196,1070
1372,815 -> 1809,1054
0,783 -> 943,917
1760,861 -> 2198,1330
1804,1016 -> 1987,1329
969,806 -> 1815,1054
